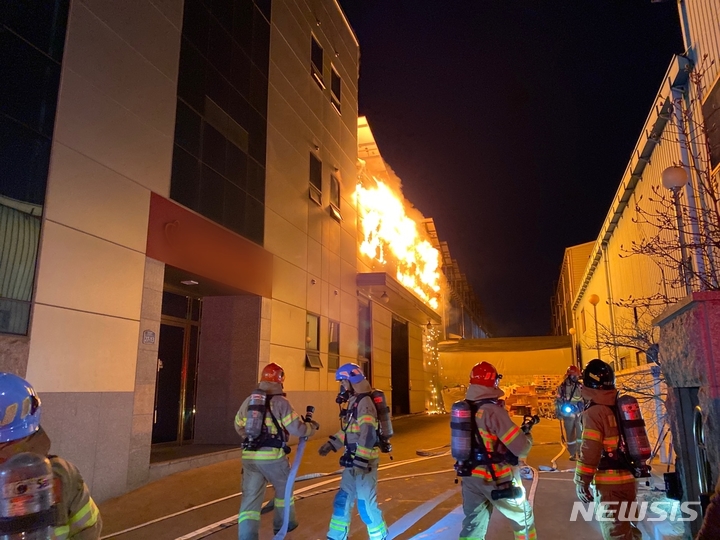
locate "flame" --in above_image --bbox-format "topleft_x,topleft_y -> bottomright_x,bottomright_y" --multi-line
356,177 -> 441,310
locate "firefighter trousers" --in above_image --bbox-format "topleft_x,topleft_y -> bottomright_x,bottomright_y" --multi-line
238,458 -> 297,540
596,482 -> 642,540
327,462 -> 387,540
562,414 -> 581,458
460,470 -> 537,540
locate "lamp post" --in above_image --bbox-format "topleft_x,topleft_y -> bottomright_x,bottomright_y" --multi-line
588,294 -> 601,359
661,166 -> 693,295
568,327 -> 577,367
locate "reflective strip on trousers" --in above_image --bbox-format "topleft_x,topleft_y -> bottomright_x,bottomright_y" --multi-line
242,448 -> 286,460
368,521 -> 387,540
329,517 -> 349,532
514,527 -> 537,540
274,497 -> 295,508
238,510 -> 261,523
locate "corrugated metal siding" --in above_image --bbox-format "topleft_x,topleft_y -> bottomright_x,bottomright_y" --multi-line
0,202 -> 40,301
687,0 -> 720,85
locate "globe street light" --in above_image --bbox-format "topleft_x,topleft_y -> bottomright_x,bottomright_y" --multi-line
662,166 -> 693,295
588,294 -> 601,359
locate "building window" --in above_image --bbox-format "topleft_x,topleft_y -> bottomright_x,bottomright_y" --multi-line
702,76 -> 720,172
580,309 -> 586,333
311,35 -> 324,89
619,356 -> 627,371
329,320 -> 340,371
329,174 -> 341,221
306,312 -> 322,368
309,153 -> 322,205
636,351 -> 645,366
330,67 -> 341,114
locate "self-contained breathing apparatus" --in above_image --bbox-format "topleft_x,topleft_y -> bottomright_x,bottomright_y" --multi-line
0,452 -> 57,539
242,389 -> 291,455
592,394 -> 652,479
336,388 -> 394,467
451,399 -> 539,500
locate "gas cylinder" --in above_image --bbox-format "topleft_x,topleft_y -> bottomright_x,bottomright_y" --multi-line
371,389 -> 393,439
617,395 -> 651,463
244,389 -> 267,445
451,400 -> 473,462
0,452 -> 56,539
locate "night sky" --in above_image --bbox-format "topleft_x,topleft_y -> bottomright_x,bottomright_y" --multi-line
338,1 -> 684,337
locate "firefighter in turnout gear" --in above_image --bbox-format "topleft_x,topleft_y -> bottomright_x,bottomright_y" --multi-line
0,373 -> 101,539
575,359 -> 641,540
234,363 -> 319,540
457,362 -> 537,540
318,363 -> 387,540
555,365 -> 583,460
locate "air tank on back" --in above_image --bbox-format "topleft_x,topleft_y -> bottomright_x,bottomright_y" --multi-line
617,395 -> 652,464
371,389 -> 393,440
244,389 -> 268,444
451,400 -> 472,462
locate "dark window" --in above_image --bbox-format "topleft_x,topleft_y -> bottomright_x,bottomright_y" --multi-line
311,35 -> 324,88
309,153 -> 322,205
245,194 -> 264,244
330,67 -> 341,114
329,320 -> 340,370
306,312 -> 320,351
199,164 -> 225,224
0,0 -> 70,61
224,181 -> 246,234
329,174 -> 341,221
162,291 -> 189,319
703,77 -> 720,171
170,146 -> 201,212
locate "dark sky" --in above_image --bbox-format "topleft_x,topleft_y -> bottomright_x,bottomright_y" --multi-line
338,1 -> 684,337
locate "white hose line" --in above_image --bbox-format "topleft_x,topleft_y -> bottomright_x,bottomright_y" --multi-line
173,454 -> 452,540
526,466 -> 540,506
550,442 -> 567,471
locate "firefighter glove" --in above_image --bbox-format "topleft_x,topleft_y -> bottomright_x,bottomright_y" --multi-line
319,441 -> 335,456
576,483 -> 594,503
306,419 -> 320,431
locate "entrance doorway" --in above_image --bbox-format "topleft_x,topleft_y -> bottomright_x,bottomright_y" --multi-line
152,291 -> 201,445
391,317 -> 410,415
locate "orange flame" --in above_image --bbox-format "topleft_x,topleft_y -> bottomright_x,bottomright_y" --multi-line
356,177 -> 441,310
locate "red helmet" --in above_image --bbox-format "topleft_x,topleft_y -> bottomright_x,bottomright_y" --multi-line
470,362 -> 501,388
261,363 -> 285,384
566,365 -> 581,377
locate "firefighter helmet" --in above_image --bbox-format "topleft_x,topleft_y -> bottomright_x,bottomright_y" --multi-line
469,362 -> 501,388
566,365 -> 581,378
0,373 -> 41,444
336,363 -> 366,384
582,359 -> 615,390
260,363 -> 285,384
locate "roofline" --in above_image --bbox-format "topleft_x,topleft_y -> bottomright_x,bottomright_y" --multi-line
332,0 -> 359,48
571,54 -> 691,311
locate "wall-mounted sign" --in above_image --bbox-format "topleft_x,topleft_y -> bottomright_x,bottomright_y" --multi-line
142,330 -> 156,345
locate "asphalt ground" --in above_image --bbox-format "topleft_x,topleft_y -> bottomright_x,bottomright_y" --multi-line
100,414 -> 607,540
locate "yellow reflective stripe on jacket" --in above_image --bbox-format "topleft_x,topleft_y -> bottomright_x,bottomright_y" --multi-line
575,462 -> 596,476
500,425 -> 520,445
355,446 -> 374,459
68,498 -> 100,534
357,414 -> 376,426
241,447 -> 285,460
235,411 -> 246,428
281,410 -> 300,426
594,469 -> 636,485
583,429 -> 602,442
54,525 -> 70,539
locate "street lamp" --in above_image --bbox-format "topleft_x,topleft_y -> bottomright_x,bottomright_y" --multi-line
568,327 -> 577,367
588,294 -> 601,359
661,166 -> 693,295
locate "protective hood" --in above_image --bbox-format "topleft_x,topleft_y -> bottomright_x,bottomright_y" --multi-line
351,379 -> 372,394
581,386 -> 617,406
258,381 -> 284,396
465,384 -> 504,401
0,427 -> 51,463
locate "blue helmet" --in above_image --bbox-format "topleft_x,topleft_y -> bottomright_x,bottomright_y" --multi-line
335,363 -> 366,384
0,373 -> 41,443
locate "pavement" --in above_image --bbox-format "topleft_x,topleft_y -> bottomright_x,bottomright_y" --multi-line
98,413 -> 666,540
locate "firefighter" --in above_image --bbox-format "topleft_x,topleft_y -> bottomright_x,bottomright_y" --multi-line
318,363 -> 387,540
234,362 -> 319,540
575,359 -> 641,540
458,362 -> 536,540
0,372 -> 101,539
555,365 -> 583,460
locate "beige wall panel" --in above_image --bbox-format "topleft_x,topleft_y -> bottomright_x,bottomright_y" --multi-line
307,238 -> 322,278
265,210 -> 308,268
45,145 -> 150,253
340,260 -> 355,296
409,323 -> 422,340
79,0 -> 182,81
307,276 -> 322,315
324,248 -> 341,289
304,367 -> 321,391
323,218 -> 342,254
372,303 -> 393,327
54,71 -> 172,196
340,291 -> 357,327
35,222 -> 145,320
320,280 -> 330,318
266,124 -> 312,191
272,257 -> 307,309
373,323 -> 391,354
269,300 -> 306,350
266,85 -> 320,157
340,229 -> 356,266
63,4 -> 177,136
410,390 -> 425,413
265,168 -> 308,234
339,326 -> 358,359
308,208 -> 323,243
326,283 -> 338,320
268,344 -> 304,392
27,305 -> 139,392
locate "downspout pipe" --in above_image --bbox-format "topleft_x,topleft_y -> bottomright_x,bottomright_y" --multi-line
602,243 -> 619,365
